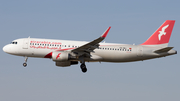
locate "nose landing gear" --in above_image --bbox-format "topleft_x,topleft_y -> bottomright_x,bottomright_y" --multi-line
23,56 -> 28,67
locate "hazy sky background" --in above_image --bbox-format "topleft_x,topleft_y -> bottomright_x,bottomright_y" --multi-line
0,0 -> 180,101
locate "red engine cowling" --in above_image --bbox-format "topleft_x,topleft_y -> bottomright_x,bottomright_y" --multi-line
52,51 -> 69,62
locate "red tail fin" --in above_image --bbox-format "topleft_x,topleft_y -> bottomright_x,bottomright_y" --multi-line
141,20 -> 175,45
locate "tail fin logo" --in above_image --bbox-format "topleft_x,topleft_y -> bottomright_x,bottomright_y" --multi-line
158,24 -> 169,41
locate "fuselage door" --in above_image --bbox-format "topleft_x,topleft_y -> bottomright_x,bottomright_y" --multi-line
137,46 -> 143,57
23,39 -> 28,49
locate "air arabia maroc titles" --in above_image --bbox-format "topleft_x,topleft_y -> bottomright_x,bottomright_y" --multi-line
3,20 -> 177,73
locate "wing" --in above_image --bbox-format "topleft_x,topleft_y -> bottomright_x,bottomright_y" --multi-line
71,27 -> 111,55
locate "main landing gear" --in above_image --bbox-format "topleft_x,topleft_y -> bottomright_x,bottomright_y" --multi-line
23,56 -> 28,67
79,57 -> 87,73
80,63 -> 87,73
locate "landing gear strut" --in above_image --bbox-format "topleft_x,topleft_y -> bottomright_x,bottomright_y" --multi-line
23,56 -> 28,67
80,63 -> 87,73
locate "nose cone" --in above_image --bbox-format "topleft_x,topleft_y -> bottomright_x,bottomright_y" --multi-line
3,45 -> 11,54
3,45 -> 8,52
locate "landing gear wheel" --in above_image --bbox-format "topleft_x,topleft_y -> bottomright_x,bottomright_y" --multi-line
23,63 -> 27,67
80,63 -> 87,73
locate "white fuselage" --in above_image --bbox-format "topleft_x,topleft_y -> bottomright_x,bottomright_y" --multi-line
3,38 -> 177,63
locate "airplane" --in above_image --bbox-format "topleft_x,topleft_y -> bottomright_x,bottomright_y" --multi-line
3,20 -> 177,73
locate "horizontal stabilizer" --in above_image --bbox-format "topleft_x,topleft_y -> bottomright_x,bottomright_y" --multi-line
154,47 -> 174,53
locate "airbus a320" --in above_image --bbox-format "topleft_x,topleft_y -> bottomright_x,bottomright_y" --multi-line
3,20 -> 177,73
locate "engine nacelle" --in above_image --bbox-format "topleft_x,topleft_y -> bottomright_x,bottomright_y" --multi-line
52,51 -> 69,62
56,61 -> 78,67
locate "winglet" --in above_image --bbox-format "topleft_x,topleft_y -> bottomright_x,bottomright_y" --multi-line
101,27 -> 111,38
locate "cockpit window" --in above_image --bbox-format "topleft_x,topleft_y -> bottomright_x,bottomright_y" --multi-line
11,41 -> 18,44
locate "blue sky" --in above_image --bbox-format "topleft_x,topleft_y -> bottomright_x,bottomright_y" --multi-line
0,0 -> 180,101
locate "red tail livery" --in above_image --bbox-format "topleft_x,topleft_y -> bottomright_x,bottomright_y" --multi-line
141,20 -> 175,45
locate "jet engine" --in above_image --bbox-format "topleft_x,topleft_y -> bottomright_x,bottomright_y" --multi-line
52,51 -> 69,62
